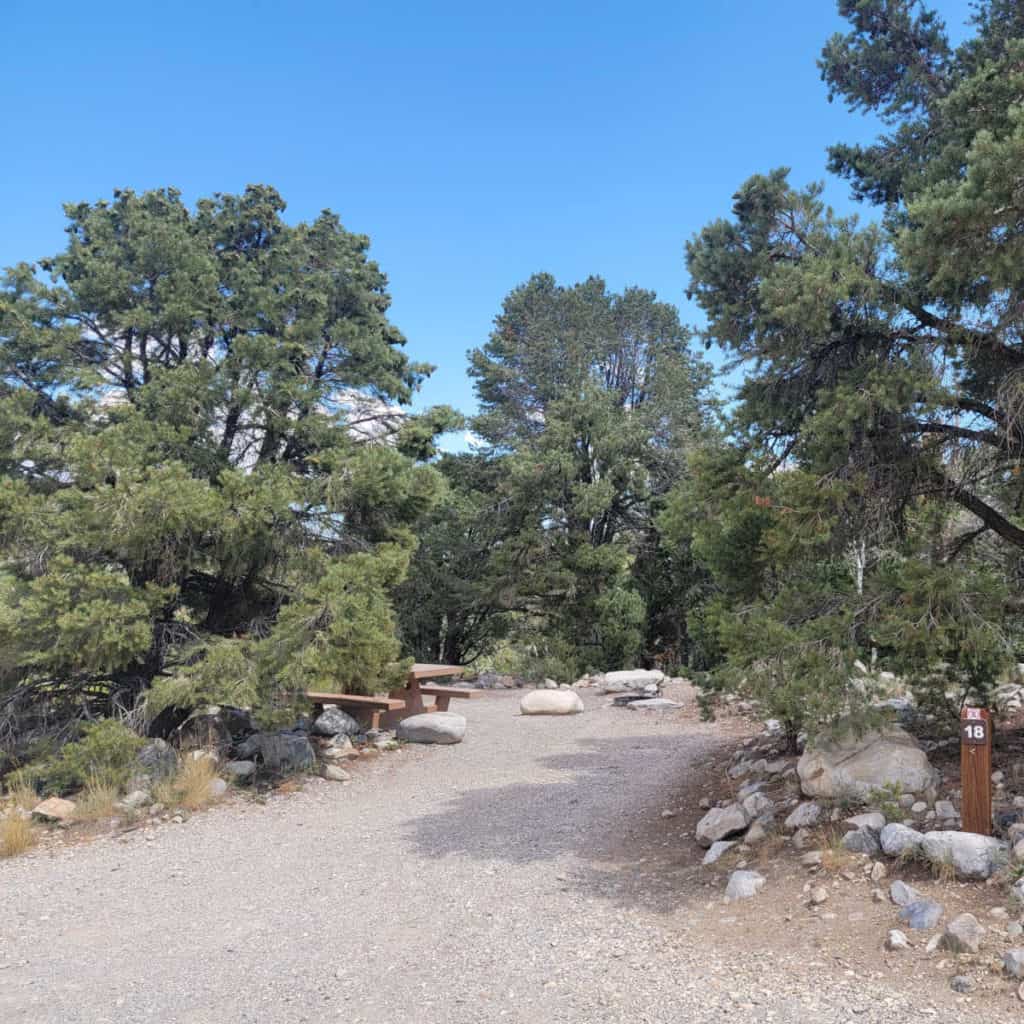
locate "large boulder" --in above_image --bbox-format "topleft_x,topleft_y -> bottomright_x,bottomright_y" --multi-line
797,725 -> 937,798
784,801 -> 822,831
31,797 -> 76,823
696,804 -> 751,847
920,831 -> 1008,880
593,669 -> 665,695
842,828 -> 882,857
396,712 -> 466,745
519,690 -> 584,716
311,706 -> 362,738
235,731 -> 315,773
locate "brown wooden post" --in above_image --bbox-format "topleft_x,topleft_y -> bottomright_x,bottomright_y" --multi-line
960,706 -> 992,836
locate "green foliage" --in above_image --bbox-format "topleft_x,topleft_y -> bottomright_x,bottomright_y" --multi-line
676,2 -> 1024,736
0,185 -> 449,766
453,273 -> 713,677
33,720 -> 144,795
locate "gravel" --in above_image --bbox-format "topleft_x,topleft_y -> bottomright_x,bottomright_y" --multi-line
0,688 -> 1013,1023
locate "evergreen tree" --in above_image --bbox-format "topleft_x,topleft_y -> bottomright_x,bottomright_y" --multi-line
0,186 -> 456,762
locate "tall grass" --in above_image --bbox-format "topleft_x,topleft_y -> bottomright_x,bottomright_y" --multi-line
153,755 -> 221,812
73,774 -> 121,823
0,814 -> 37,858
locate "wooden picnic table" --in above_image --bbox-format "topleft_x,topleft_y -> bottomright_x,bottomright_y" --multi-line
306,663 -> 481,732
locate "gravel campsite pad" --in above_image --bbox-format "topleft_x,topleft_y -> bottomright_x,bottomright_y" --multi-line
2,683 -> 1021,1023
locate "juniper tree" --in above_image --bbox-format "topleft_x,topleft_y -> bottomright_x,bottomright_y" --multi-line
0,185 -> 456,765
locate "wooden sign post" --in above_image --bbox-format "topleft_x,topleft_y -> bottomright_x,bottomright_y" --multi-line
960,706 -> 992,836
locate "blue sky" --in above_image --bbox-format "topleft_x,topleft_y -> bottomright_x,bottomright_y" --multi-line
2,0 -> 975,433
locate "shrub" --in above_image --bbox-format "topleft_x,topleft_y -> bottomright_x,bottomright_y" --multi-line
39,720 -> 144,795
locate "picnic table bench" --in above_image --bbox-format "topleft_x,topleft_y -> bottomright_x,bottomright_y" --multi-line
306,663 -> 482,732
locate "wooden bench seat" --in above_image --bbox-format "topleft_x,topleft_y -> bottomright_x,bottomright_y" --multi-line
306,692 -> 406,731
416,684 -> 482,712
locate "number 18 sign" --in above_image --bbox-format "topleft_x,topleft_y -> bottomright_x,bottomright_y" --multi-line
962,707 -> 988,746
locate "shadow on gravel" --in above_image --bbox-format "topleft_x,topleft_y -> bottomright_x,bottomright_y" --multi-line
404,730 -> 732,914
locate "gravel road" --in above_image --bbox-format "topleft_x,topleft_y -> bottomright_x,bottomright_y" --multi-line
1,689 -> 1016,1023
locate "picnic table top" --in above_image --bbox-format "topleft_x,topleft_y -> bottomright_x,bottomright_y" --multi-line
407,663 -> 467,681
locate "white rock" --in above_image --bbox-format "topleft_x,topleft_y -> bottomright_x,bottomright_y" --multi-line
886,929 -> 911,951
725,870 -> 765,901
397,711 -> 467,743
741,792 -> 774,818
519,690 -> 584,716
208,778 -> 228,799
845,812 -> 885,834
797,725 -> 937,799
702,840 -> 737,865
934,799 -> 958,820
921,831 -> 1008,880
1004,950 -> 1024,978
940,913 -> 985,954
593,669 -> 665,694
889,880 -> 922,907
784,801 -> 822,830
880,823 -> 925,858
695,804 -> 751,847
322,765 -> 351,782
31,797 -> 76,823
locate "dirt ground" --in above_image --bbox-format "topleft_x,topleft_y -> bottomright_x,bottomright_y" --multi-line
3,683 -> 1023,1023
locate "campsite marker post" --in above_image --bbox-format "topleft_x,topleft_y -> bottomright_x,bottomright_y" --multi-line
960,706 -> 992,836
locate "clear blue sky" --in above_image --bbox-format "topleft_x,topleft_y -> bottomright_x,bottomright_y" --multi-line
2,0 -> 975,431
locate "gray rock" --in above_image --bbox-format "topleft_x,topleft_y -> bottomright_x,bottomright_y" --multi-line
396,712 -> 467,745
809,885 -> 828,905
934,799 -> 958,820
880,823 -> 925,858
745,821 -> 770,844
208,778 -> 228,799
845,812 -> 886,834
121,790 -> 151,811
702,840 -> 736,865
941,913 -> 985,954
886,929 -> 910,951
725,870 -> 765,901
889,880 -> 921,907
311,706 -> 362,738
136,739 -> 179,781
800,851 -> 823,868
842,828 -> 882,857
322,765 -> 351,782
519,690 -> 584,716
1011,878 -> 1024,904
695,804 -> 751,847
235,732 -> 315,773
784,801 -> 822,831
920,831 -> 1008,880
950,975 -> 972,993
1003,950 -> 1024,978
626,698 -> 681,711
594,669 -> 665,694
741,792 -> 774,819
797,725 -> 937,799
224,760 -> 256,780
911,800 -> 927,814
898,899 -> 944,930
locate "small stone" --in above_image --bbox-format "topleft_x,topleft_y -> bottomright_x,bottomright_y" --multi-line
661,809 -> 676,819
993,771 -> 1005,784
989,906 -> 1009,920
911,801 -> 927,814
809,885 -> 829,906
208,778 -> 228,799
934,799 -> 958,820
800,851 -> 823,868
940,913 -> 985,954
869,861 -> 887,882
696,804 -> 751,847
699,797 -> 712,810
744,821 -> 769,844
1004,950 -> 1024,978
950,975 -> 972,994
120,789 -> 151,811
724,870 -> 765,901
1009,922 -> 1024,939
784,802 -> 822,830
842,827 -> 882,857
886,929 -> 910,951
702,840 -> 736,866
899,899 -> 944,930
322,765 -> 351,782
224,760 -> 256,779
925,934 -> 942,953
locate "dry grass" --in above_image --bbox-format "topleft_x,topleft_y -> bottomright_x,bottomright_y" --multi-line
929,852 -> 957,885
153,755 -> 221,812
73,776 -> 121,823
818,828 -> 856,873
0,813 -> 38,858
7,782 -> 39,812
752,833 -> 789,867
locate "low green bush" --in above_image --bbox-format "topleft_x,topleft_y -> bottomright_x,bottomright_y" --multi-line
33,720 -> 144,795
